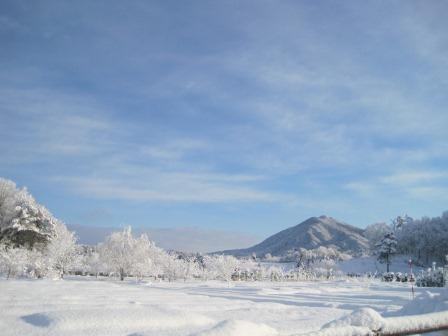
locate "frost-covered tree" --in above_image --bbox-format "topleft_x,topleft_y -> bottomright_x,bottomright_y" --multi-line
45,222 -> 79,278
392,214 -> 413,232
99,227 -> 152,281
365,213 -> 445,267
0,178 -> 80,279
294,247 -> 350,269
173,253 -> 201,281
0,178 -> 58,248
0,243 -> 51,279
131,233 -> 154,280
364,222 -> 391,250
84,249 -> 104,277
203,255 -> 239,282
0,221 -> 79,279
161,253 -> 185,282
0,244 -> 29,278
146,244 -> 168,280
388,211 -> 448,265
376,232 -> 397,272
364,212 -> 448,266
291,246 -> 349,279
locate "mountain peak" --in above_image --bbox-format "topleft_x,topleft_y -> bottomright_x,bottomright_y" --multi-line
220,216 -> 369,257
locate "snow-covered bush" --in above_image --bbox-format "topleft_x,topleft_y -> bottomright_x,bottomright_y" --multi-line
0,244 -> 30,278
0,243 -> 56,279
416,268 -> 445,287
381,272 -> 415,282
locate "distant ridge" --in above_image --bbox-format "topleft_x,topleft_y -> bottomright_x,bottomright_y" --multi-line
219,215 -> 369,257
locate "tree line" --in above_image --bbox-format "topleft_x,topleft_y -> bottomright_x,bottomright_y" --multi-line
365,213 -> 448,271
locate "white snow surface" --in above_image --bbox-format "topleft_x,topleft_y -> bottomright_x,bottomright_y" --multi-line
322,307 -> 385,330
191,319 -> 277,336
0,277 -> 446,336
302,285 -> 448,336
339,255 -> 425,274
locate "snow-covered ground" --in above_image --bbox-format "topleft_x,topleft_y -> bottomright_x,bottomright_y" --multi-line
1,277 -> 446,336
339,255 -> 425,275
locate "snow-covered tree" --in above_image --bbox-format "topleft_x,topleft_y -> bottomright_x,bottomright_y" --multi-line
0,178 -> 80,279
290,246 -> 349,279
0,244 -> 28,278
173,253 -> 202,281
0,178 -> 58,248
390,211 -> 448,265
131,233 -> 154,280
392,214 -> 413,232
161,253 -> 185,282
203,255 -> 239,282
99,227 -> 152,281
364,222 -> 391,250
145,244 -> 168,280
376,232 -> 397,272
45,222 -> 79,278
84,249 -> 104,277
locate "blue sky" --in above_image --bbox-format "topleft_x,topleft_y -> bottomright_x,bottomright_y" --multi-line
1,0 -> 448,241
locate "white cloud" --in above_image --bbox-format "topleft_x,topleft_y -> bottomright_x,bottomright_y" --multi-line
0,83 -> 297,204
0,87 -> 116,160
345,169 -> 448,201
380,171 -> 448,187
407,186 -> 448,200
344,182 -> 377,196
399,3 -> 448,80
141,139 -> 209,161
2,1 -> 448,223
54,174 -> 291,203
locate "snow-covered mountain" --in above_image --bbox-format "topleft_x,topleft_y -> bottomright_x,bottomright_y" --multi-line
220,215 -> 369,257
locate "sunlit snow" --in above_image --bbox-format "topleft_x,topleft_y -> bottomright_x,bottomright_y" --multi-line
1,277 -> 446,336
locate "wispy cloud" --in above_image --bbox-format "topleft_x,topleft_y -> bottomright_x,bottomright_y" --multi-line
55,174 -> 290,203
0,87 -> 116,161
2,1 -> 448,228
141,139 -> 209,162
345,169 -> 448,202
380,171 -> 448,187
0,84 -> 295,204
407,186 -> 448,200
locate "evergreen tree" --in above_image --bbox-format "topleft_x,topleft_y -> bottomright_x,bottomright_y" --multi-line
376,232 -> 397,272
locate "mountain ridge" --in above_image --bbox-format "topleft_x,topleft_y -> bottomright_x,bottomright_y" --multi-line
219,215 -> 369,257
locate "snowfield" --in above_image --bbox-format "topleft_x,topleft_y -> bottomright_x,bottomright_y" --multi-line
1,277 -> 447,336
